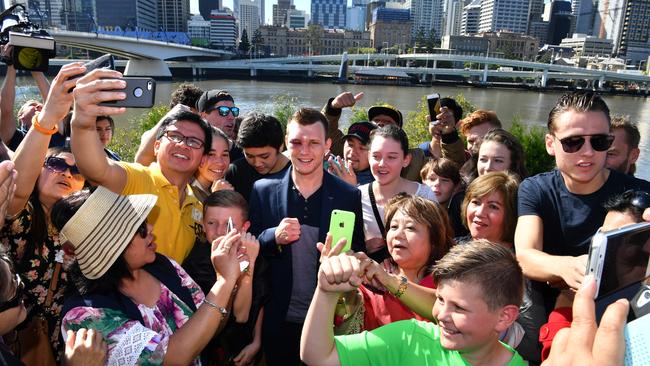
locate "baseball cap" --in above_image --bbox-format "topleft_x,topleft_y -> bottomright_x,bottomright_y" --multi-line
196,90 -> 234,113
368,105 -> 403,127
343,121 -> 377,145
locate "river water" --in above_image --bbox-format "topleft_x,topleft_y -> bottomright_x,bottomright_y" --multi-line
13,77 -> 650,180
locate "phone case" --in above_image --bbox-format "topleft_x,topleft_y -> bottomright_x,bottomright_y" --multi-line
427,93 -> 440,117
624,314 -> 650,365
329,209 -> 355,253
99,77 -> 156,108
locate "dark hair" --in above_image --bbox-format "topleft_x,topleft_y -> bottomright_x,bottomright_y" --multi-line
51,189 -> 133,295
96,115 -> 115,131
420,158 -> 461,185
203,190 -> 249,219
384,193 -> 454,278
170,83 -> 204,109
20,147 -> 76,271
237,113 -> 284,150
461,171 -> 519,243
155,110 -> 213,155
432,239 -> 524,310
548,91 -> 610,133
288,108 -> 329,133
369,124 -> 409,157
611,116 -> 640,149
603,191 -> 647,223
478,128 -> 528,179
440,97 -> 463,122
210,125 -> 231,147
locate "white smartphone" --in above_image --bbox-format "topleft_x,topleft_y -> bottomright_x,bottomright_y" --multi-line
586,222 -> 650,321
228,216 -> 249,272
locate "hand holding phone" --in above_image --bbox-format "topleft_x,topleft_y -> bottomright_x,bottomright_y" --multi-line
98,77 -> 156,108
329,210 -> 355,253
427,93 -> 441,120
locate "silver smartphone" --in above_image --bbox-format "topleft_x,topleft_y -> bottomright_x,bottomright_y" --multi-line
586,222 -> 650,300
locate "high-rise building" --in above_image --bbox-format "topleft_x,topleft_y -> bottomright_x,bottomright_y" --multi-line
443,0 -> 465,37
311,0 -> 347,29
95,0 -> 157,31
572,0 -> 596,35
346,0 -> 367,31
239,0 -> 260,37
478,0 -> 530,34
547,1 -> 573,45
592,0 -> 625,55
527,0 -> 547,43
460,0 -> 480,35
617,0 -> 650,63
198,0 -> 220,21
159,0 -> 190,32
286,8 -> 307,28
59,0 -> 96,31
188,14 -> 211,46
210,8 -> 237,48
409,0 -> 444,40
272,0 -> 291,26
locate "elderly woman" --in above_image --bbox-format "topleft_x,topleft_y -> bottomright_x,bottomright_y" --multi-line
52,186 -> 248,365
0,63 -> 87,364
329,193 -> 453,334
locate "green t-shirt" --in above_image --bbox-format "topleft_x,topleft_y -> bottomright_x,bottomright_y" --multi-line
334,319 -> 527,366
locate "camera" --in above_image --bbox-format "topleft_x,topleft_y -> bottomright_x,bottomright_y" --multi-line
0,4 -> 55,72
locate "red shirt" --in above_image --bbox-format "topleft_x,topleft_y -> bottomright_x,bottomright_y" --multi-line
360,275 -> 436,331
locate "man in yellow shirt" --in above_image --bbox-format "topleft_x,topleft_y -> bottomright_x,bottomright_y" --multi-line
69,68 -> 212,263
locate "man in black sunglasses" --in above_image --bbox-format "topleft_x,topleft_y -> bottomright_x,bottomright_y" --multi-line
514,91 -> 650,358
197,90 -> 244,162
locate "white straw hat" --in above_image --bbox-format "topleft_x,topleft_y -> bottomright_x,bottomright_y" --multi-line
59,186 -> 158,279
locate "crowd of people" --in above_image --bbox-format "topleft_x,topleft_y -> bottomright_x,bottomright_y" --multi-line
0,60 -> 646,366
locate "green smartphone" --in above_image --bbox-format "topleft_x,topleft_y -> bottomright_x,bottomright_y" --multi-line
329,209 -> 355,253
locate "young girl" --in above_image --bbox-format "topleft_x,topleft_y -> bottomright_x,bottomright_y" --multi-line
359,125 -> 437,261
191,126 -> 233,202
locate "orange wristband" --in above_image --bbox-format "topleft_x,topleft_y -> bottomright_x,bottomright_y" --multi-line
32,113 -> 59,135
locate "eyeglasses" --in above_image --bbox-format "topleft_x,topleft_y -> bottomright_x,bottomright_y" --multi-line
163,130 -> 205,150
555,134 -> 614,153
622,190 -> 650,211
44,156 -> 82,177
135,220 -> 148,239
0,273 -> 24,313
210,106 -> 240,117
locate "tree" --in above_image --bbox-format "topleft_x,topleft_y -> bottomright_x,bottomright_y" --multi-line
306,24 -> 323,55
252,28 -> 264,56
239,29 -> 250,54
414,27 -> 426,51
426,28 -> 438,52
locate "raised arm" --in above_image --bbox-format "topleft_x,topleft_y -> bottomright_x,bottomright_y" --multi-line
70,69 -> 127,193
31,71 -> 50,101
0,65 -> 18,144
134,104 -> 187,166
9,63 -> 83,215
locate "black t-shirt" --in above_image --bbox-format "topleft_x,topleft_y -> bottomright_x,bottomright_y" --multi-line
518,168 -> 650,257
225,157 -> 291,202
8,129 -> 67,151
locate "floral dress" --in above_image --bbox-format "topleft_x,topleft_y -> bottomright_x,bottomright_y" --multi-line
61,259 -> 206,366
0,203 -> 74,361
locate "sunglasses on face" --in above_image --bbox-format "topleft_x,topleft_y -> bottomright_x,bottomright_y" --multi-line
135,220 -> 148,239
0,273 -> 24,313
211,106 -> 240,117
555,134 -> 614,153
163,130 -> 205,150
44,156 -> 81,176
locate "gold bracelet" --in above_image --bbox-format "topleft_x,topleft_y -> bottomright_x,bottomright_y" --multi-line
394,276 -> 408,298
31,113 -> 58,136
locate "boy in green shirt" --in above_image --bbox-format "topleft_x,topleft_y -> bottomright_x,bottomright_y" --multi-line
301,240 -> 527,366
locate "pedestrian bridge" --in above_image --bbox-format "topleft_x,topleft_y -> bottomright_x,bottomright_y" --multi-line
49,30 -> 232,77
183,53 -> 650,89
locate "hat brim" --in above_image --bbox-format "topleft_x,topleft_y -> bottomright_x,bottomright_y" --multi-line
368,106 -> 402,127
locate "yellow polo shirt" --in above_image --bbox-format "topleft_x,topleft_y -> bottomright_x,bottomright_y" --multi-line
118,162 -> 203,263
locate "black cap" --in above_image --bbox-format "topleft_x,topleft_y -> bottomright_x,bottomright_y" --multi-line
343,121 -> 377,145
367,105 -> 403,127
196,90 -> 234,113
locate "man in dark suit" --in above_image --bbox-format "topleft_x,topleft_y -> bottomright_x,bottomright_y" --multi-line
249,108 -> 364,366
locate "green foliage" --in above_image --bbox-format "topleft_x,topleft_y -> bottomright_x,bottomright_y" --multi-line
272,94 -> 299,132
347,47 -> 376,54
403,96 -> 431,148
349,107 -> 369,124
509,117 -> 556,176
239,29 -> 251,53
109,105 -> 170,162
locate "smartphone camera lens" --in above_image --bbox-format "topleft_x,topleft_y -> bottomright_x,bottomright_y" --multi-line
133,87 -> 143,98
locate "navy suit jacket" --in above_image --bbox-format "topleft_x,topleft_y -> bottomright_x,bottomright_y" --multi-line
249,167 -> 364,331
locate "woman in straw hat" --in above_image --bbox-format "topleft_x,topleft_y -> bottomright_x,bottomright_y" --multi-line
51,186 -> 246,365
0,63 -> 88,363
